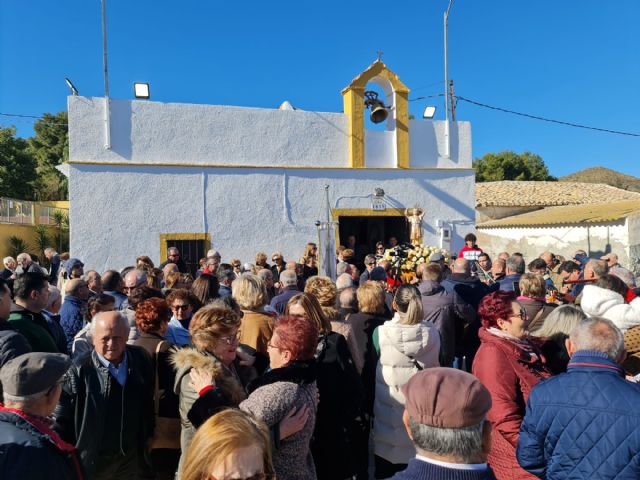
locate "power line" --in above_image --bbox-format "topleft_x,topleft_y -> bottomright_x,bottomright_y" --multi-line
455,96 -> 640,138
3,94 -> 640,137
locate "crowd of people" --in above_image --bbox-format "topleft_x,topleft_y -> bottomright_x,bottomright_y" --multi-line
0,237 -> 640,480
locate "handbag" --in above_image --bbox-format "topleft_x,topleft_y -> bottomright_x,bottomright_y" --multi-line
150,341 -> 181,450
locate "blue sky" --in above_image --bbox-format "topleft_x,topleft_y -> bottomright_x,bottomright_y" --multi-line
1,0 -> 638,177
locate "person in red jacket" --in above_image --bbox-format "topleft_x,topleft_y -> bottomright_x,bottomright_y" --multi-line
472,290 -> 551,480
458,233 -> 483,262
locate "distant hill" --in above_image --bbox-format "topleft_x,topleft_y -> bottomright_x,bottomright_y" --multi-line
560,167 -> 640,193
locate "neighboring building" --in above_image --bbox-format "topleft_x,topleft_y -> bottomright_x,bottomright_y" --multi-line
62,61 -> 476,273
0,197 -> 69,259
476,181 -> 640,274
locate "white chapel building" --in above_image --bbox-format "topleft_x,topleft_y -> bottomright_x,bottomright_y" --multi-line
63,61 -> 476,273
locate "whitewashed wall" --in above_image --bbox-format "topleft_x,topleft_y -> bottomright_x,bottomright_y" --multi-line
69,164 -> 475,272
477,223 -> 630,264
68,97 -> 472,169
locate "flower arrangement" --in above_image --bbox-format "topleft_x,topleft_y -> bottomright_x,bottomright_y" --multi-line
383,244 -> 450,272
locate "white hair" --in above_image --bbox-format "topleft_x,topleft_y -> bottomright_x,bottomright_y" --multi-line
570,317 -> 625,361
3,388 -> 50,405
3,256 -> 15,268
47,285 -> 61,309
280,270 -> 298,287
125,269 -> 147,287
336,261 -> 350,276
335,273 -> 354,290
89,311 -> 129,336
16,253 -> 31,262
409,417 -> 486,463
44,247 -> 56,255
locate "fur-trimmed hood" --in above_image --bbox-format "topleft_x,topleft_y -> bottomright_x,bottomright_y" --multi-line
171,347 -> 247,405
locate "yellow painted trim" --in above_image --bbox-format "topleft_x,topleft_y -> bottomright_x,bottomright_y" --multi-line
342,60 -> 411,169
159,233 -> 211,263
343,89 -> 365,168
331,207 -> 405,246
395,91 -> 410,169
66,161 -> 474,172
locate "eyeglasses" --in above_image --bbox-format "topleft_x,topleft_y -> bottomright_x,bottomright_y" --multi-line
219,333 -> 240,345
172,304 -> 191,311
272,257 -> 282,261
123,286 -> 136,293
266,342 -> 282,351
513,307 -> 528,320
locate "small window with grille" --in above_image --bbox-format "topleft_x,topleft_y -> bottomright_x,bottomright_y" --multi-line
160,233 -> 211,277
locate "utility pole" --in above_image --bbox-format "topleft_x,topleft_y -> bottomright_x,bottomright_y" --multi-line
443,0 -> 454,158
101,0 -> 111,149
449,80 -> 456,121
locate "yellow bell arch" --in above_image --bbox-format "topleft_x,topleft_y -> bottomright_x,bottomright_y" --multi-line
341,60 -> 410,169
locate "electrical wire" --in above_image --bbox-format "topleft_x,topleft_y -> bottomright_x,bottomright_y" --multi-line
0,112 -> 68,127
2,94 -> 640,137
455,96 -> 640,138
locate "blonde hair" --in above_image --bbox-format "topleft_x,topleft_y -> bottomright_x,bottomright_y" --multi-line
357,283 -> 385,315
180,408 -> 274,480
255,251 -> 268,266
532,305 -> 586,338
189,304 -> 242,352
304,276 -> 339,321
393,284 -> 424,325
232,274 -> 268,310
164,271 -> 182,289
519,273 -> 545,298
285,292 -> 332,336
301,243 -> 317,267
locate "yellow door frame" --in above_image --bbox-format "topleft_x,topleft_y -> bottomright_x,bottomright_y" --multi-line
331,208 -> 405,246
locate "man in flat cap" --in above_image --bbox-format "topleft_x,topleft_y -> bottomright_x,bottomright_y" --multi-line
0,352 -> 83,479
54,310 -> 154,480
392,367 -> 495,479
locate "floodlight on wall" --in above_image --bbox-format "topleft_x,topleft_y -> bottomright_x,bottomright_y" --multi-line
134,82 -> 150,99
364,90 -> 390,124
64,77 -> 79,96
423,106 -> 437,119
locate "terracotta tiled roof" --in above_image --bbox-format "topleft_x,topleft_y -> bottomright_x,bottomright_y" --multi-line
476,181 -> 640,208
477,199 -> 640,228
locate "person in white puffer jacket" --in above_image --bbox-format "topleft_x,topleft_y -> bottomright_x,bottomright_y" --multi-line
372,284 -> 440,478
581,275 -> 640,333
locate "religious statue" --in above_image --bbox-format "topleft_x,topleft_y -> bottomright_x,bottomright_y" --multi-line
405,206 -> 425,246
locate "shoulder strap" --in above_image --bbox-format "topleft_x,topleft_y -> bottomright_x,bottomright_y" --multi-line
153,341 -> 166,416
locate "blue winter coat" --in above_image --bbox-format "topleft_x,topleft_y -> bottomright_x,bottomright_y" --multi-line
517,350 -> 640,479
59,295 -> 87,353
0,409 -> 82,480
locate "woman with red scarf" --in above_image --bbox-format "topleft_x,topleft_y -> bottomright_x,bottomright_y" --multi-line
472,290 -> 551,480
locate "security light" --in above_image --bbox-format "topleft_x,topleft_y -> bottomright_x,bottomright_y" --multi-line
134,82 -> 150,99
423,106 -> 437,119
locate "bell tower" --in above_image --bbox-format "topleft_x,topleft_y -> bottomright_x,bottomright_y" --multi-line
341,60 -> 410,169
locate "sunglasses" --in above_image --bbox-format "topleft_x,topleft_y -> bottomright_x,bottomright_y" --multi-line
211,474 -> 272,480
172,304 -> 191,311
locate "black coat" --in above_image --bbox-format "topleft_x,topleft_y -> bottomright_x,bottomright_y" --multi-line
0,409 -> 83,480
312,332 -> 366,480
0,322 -> 31,400
54,346 -> 154,478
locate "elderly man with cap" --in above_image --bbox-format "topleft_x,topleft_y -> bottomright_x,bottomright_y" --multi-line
54,310 -> 154,480
430,252 -> 452,280
392,367 -> 495,479
0,352 -> 83,479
